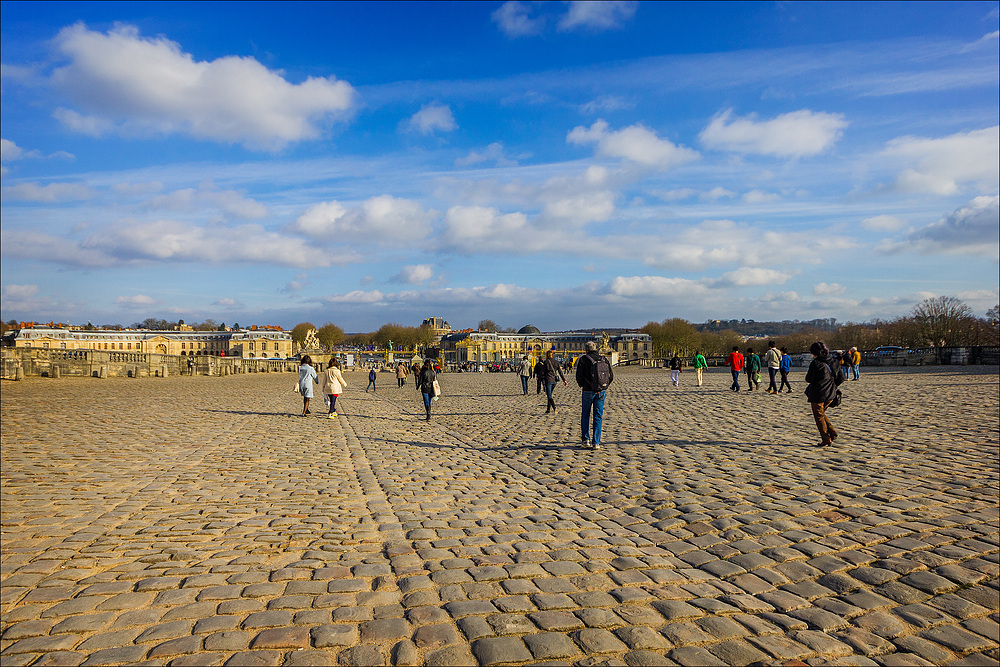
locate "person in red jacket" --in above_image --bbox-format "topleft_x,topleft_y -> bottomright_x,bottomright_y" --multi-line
724,346 -> 744,392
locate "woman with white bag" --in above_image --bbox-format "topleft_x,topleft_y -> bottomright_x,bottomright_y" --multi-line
321,357 -> 348,419
418,358 -> 438,421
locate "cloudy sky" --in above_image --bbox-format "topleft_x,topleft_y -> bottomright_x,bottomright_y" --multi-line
1,2 -> 998,332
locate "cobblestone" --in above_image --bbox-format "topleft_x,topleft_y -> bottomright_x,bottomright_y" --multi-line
2,366 -> 997,665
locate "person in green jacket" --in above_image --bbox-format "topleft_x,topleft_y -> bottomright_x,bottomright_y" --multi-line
692,351 -> 708,386
745,347 -> 761,391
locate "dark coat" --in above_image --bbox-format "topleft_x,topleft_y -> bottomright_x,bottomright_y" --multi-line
804,355 -> 843,403
539,358 -> 565,384
576,351 -> 614,392
419,367 -> 436,394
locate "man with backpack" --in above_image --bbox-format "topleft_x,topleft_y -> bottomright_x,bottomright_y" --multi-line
576,340 -> 614,450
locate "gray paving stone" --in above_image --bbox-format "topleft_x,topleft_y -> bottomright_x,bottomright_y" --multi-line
471,636 -> 532,666
669,646 -> 727,666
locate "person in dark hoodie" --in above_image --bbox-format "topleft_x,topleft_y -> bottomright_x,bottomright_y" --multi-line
419,358 -> 437,421
576,341 -> 614,450
804,341 -> 845,446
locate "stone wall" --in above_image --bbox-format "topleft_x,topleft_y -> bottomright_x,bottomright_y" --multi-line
1,348 -> 300,380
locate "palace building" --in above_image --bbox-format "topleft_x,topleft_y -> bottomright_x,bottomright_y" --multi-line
9,326 -> 293,359
436,325 -> 651,366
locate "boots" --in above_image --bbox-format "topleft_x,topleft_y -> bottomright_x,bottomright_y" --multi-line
425,407 -> 431,421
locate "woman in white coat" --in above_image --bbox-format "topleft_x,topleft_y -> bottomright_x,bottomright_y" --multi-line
321,357 -> 348,418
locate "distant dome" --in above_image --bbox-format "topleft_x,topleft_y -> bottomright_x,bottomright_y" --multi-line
517,325 -> 541,335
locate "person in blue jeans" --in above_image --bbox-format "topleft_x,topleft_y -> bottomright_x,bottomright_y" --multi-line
575,341 -> 614,450
366,367 -> 377,392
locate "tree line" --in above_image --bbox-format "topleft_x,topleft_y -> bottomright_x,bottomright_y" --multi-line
642,297 -> 1000,357
289,322 -> 436,352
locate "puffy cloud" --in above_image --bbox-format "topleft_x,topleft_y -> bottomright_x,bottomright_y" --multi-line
742,189 -> 780,204
1,138 -> 23,161
491,1 -> 545,37
391,264 -> 435,285
2,181 -> 92,202
607,275 -> 708,298
148,183 -> 268,219
320,290 -> 386,305
813,282 -> 846,296
579,95 -> 633,115
700,187 -> 735,201
291,195 -> 436,245
884,126 -> 999,195
408,103 -> 457,135
567,119 -> 699,169
441,206 -> 531,253
713,267 -> 793,287
455,142 -> 517,167
50,23 -> 355,149
861,214 -> 905,231
558,1 -> 638,32
115,294 -> 156,307
2,284 -> 39,300
699,109 -> 847,157
879,195 -> 999,258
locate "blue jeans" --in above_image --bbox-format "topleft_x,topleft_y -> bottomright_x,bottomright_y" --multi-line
544,383 -> 557,411
852,364 -> 860,380
768,368 -> 778,392
520,375 -> 529,394
730,370 -> 740,391
581,390 -> 606,446
422,392 -> 432,410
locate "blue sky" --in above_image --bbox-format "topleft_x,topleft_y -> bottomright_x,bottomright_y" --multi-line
1,1 -> 998,332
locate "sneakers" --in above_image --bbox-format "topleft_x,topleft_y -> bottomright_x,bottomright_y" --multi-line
582,438 -> 590,449
327,412 -> 337,419
592,442 -> 602,450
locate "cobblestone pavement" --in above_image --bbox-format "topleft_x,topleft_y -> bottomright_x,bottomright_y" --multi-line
2,366 -> 998,666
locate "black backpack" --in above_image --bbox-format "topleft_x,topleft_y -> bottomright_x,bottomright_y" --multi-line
592,355 -> 612,390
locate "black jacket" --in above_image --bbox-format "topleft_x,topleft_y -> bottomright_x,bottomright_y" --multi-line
804,355 -> 843,403
419,367 -> 436,394
576,351 -> 613,392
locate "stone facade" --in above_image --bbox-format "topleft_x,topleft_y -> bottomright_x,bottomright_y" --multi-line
9,326 -> 292,359
438,329 -> 651,366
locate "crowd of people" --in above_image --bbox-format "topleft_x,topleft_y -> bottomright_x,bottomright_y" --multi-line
296,337 -> 850,448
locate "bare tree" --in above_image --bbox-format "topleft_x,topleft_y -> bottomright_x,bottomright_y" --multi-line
477,319 -> 498,332
911,296 -> 974,348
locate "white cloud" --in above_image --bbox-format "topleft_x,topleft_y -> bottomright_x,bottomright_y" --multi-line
213,298 -> 244,309
742,189 -> 780,204
656,188 -> 696,201
1,139 -> 23,161
455,142 -> 516,167
491,1 -> 545,37
860,214 -> 905,231
558,1 -> 638,32
700,187 -> 735,201
699,109 -> 848,157
442,206 -> 531,253
884,126 -> 999,195
292,195 -> 436,245
391,264 -> 435,285
50,23 -> 355,149
2,284 -> 39,300
320,290 -> 386,305
879,195 -> 999,258
579,95 -> 633,115
608,275 -> 709,298
813,282 -> 846,296
714,267 -> 793,287
567,119 -> 699,169
115,294 -> 156,307
408,103 -> 457,135
148,183 -> 268,219
1,181 -> 92,202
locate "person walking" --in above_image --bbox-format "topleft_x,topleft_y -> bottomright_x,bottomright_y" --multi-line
849,347 -> 861,380
517,355 -> 533,395
534,356 -> 545,395
320,357 -> 348,418
779,347 -> 793,393
725,346 -> 744,392
411,361 -> 422,389
576,341 -> 614,449
764,341 -> 782,394
745,347 -> 761,391
297,355 -> 318,416
395,362 -> 408,388
418,358 -> 437,421
669,354 -> 682,386
692,350 -> 708,387
366,367 -> 377,393
540,350 -> 567,413
805,341 -> 845,446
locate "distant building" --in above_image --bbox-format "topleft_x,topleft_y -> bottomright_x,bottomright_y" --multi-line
422,317 -> 452,338
10,326 -> 292,358
436,327 -> 651,366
